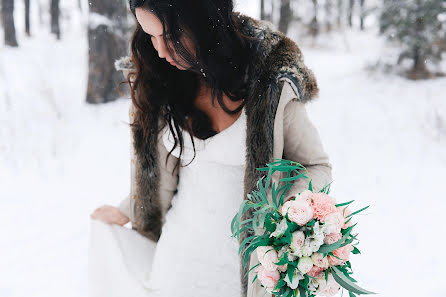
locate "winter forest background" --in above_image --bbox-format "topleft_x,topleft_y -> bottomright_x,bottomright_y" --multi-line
1,0 -> 446,297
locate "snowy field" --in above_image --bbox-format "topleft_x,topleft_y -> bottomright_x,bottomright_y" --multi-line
1,1 -> 446,297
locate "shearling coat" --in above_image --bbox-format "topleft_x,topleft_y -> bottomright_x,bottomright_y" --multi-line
114,12 -> 332,297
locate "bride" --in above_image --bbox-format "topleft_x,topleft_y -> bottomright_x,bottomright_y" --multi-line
89,0 -> 332,296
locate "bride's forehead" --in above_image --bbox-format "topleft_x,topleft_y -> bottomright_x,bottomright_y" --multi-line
135,9 -> 164,34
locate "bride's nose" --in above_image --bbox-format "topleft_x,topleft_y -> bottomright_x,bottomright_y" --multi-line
154,38 -> 170,59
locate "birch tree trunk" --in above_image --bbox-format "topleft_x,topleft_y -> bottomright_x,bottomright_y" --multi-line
50,0 -> 60,39
86,0 -> 128,104
25,0 -> 31,36
1,0 -> 18,46
278,0 -> 292,34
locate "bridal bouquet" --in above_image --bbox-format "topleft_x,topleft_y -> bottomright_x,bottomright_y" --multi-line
231,159 -> 375,297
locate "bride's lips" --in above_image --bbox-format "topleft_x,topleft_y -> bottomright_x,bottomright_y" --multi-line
168,60 -> 176,66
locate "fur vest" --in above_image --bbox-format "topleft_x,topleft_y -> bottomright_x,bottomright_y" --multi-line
115,12 -> 321,297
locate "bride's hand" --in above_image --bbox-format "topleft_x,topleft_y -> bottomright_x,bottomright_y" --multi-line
90,205 -> 130,226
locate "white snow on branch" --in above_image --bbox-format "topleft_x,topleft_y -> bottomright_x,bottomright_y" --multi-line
88,12 -> 114,30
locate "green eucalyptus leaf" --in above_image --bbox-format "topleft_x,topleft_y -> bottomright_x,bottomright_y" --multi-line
317,224 -> 356,254
298,285 -> 307,297
287,262 -> 297,283
251,274 -> 258,284
238,235 -> 258,254
335,200 -> 355,207
331,266 -> 376,295
280,173 -> 308,182
346,205 -> 370,218
243,262 -> 261,278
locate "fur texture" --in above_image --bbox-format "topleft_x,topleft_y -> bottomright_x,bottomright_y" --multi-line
115,12 -> 319,297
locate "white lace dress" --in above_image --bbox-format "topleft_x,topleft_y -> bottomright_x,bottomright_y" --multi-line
88,108 -> 247,297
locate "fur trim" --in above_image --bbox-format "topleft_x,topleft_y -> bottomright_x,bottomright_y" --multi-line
114,55 -> 134,71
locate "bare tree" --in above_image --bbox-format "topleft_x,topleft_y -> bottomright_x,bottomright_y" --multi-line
359,0 -> 365,30
1,0 -> 18,46
261,0 -> 266,20
348,0 -> 354,27
86,0 -> 128,103
325,0 -> 334,32
25,0 -> 31,36
309,0 -> 320,37
278,0 -> 292,34
336,0 -> 344,27
50,0 -> 60,39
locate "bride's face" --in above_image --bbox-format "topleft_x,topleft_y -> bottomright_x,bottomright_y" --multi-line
135,8 -> 196,70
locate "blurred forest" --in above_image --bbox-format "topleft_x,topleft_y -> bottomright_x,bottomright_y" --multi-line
1,0 -> 445,103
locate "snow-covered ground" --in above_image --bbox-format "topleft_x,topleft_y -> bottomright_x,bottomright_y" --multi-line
1,1 -> 446,297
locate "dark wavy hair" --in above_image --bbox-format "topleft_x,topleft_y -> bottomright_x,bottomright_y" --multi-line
123,0 -> 261,172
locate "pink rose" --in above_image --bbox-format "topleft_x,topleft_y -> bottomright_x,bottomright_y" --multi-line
278,263 -> 288,272
323,212 -> 345,234
310,193 -> 337,222
324,232 -> 342,245
290,230 -> 305,249
307,265 -> 324,277
256,246 -> 279,272
328,244 -> 354,266
256,265 -> 281,292
311,253 -> 329,269
281,199 -> 314,226
316,273 -> 341,296
299,190 -> 313,204
337,206 -> 353,229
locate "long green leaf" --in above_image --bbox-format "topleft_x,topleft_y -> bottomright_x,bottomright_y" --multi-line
251,274 -> 258,284
239,235 -> 258,254
279,173 -> 308,182
335,200 -> 355,207
244,262 -> 261,278
346,205 -> 370,218
298,285 -> 307,297
331,266 -> 376,295
317,223 -> 357,254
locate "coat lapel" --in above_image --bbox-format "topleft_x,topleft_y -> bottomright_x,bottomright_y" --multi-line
236,13 -> 319,296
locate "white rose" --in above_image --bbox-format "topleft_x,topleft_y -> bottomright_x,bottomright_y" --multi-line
284,269 -> 304,289
270,218 -> 288,238
301,238 -> 314,257
291,248 -> 303,258
312,221 -> 325,237
277,245 -> 289,258
309,237 -> 324,253
288,252 -> 298,262
308,278 -> 319,294
297,256 -> 313,274
323,212 -> 344,234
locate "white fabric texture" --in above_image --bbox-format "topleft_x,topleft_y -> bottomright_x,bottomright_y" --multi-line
88,107 -> 247,297
88,219 -> 157,297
